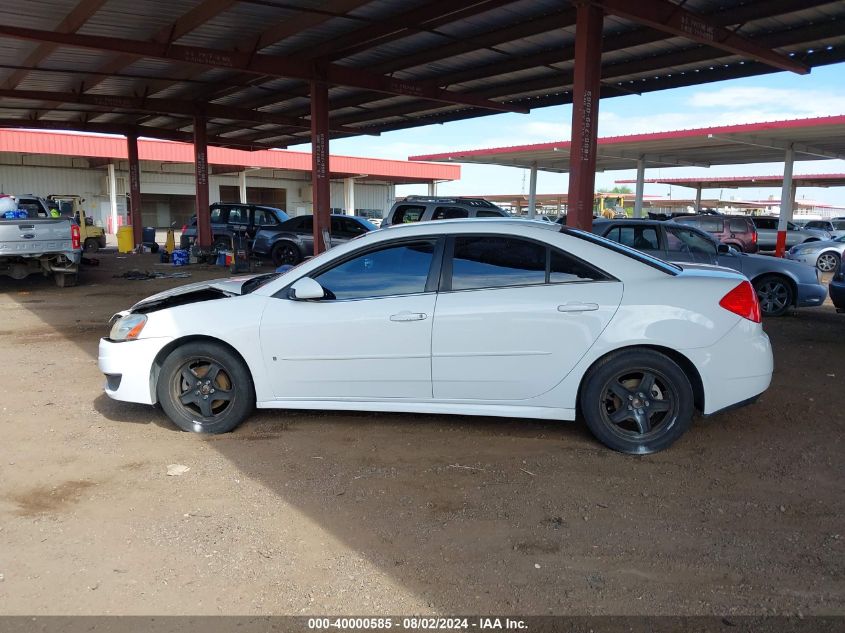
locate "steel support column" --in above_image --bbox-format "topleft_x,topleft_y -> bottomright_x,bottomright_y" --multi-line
238,170 -> 248,203
126,133 -> 142,247
566,2 -> 603,230
310,79 -> 331,255
775,144 -> 795,257
343,177 -> 355,216
634,157 -> 645,218
193,114 -> 211,249
427,182 -> 437,196
527,162 -> 538,219
695,186 -> 702,213
107,162 -> 118,235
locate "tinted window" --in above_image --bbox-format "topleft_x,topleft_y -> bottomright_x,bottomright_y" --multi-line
254,208 -> 282,226
452,237 -> 545,290
391,205 -> 425,224
605,226 -> 659,250
342,218 -> 369,236
754,218 -> 776,230
729,218 -> 749,233
476,209 -> 506,217
806,221 -> 827,230
549,249 -> 606,283
209,206 -> 224,223
432,207 -> 469,220
314,241 -> 435,300
701,217 -> 723,233
227,206 -> 249,225
666,226 -> 716,255
833,221 -> 845,230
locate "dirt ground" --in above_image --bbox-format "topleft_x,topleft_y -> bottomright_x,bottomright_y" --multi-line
0,250 -> 842,616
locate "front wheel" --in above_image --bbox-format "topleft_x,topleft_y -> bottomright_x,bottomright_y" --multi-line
580,349 -> 694,454
271,241 -> 301,267
817,251 -> 840,273
157,342 -> 255,434
753,275 -> 793,317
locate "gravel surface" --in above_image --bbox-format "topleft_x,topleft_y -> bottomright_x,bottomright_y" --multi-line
0,252 -> 842,615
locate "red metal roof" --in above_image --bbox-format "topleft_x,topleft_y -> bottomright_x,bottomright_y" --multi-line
410,115 -> 845,172
615,173 -> 845,189
0,129 -> 458,184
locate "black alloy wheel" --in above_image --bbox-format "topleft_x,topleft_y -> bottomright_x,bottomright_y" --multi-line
581,349 -> 694,454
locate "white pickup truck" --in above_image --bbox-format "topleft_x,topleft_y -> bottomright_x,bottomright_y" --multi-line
0,195 -> 82,287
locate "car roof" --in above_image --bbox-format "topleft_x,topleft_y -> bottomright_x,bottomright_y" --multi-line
381,217 -> 559,233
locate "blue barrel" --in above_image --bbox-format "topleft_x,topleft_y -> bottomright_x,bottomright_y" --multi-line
142,226 -> 156,244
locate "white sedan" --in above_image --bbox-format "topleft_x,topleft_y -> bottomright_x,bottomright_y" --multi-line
99,220 -> 773,454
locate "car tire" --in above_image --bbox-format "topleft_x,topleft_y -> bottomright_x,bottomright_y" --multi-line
83,238 -> 99,253
753,275 -> 793,317
54,272 -> 78,288
580,349 -> 694,454
271,241 -> 301,267
817,251 -> 840,273
157,342 -> 255,434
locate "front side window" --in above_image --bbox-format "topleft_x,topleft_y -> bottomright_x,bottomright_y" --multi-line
432,206 -> 469,220
450,236 -> 604,291
833,221 -> 845,230
756,218 -> 776,230
666,227 -> 716,255
391,205 -> 425,224
254,208 -> 281,226
313,241 -> 436,300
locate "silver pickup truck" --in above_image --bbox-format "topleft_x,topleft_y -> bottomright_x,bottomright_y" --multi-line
1,196 -> 82,287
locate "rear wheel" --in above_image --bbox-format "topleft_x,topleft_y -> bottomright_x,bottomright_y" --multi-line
580,349 -> 694,454
753,275 -> 793,317
54,272 -> 78,288
157,342 -> 255,434
83,238 -> 99,253
271,241 -> 301,267
817,251 -> 840,273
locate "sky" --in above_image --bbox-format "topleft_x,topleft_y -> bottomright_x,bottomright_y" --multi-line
292,63 -> 845,208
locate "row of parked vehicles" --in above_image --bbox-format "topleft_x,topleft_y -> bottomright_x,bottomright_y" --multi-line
181,197 -> 840,319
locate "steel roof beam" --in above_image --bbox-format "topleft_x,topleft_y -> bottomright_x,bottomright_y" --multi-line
707,134 -> 845,160
0,25 -> 526,114
0,119 -> 278,150
0,88 -> 370,135
596,151 -> 711,168
593,0 -> 809,74
2,0 -> 108,90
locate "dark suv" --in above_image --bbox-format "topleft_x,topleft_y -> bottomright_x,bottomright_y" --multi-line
381,196 -> 508,228
672,214 -> 758,253
252,214 -> 377,266
180,202 -> 289,249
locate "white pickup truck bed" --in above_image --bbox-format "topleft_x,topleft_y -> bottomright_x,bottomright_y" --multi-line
0,217 -> 82,286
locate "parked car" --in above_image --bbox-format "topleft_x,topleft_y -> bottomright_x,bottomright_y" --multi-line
673,214 -> 758,253
804,219 -> 845,239
829,260 -> 845,312
100,219 -> 773,455
785,236 -> 845,272
592,219 -> 826,317
749,216 -> 830,250
252,214 -> 377,266
180,202 -> 289,250
381,195 -> 509,228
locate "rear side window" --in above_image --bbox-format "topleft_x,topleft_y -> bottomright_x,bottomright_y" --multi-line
210,206 -> 224,223
701,217 -> 723,233
391,204 -> 425,224
833,221 -> 845,230
476,209 -> 507,217
666,226 -> 716,255
227,206 -> 249,225
754,217 -> 776,230
729,218 -> 749,233
449,236 -> 606,291
432,206 -> 469,220
605,226 -> 659,250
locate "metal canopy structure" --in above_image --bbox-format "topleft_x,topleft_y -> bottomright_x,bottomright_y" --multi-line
409,116 -> 845,172
0,0 -> 843,248
615,173 -> 845,189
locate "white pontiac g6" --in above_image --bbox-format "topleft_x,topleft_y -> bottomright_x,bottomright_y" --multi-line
99,220 -> 773,454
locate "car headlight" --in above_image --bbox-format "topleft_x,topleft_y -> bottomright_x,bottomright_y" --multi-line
109,313 -> 147,341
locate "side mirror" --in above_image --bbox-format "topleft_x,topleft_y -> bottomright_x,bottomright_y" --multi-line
717,244 -> 731,254
289,277 -> 326,301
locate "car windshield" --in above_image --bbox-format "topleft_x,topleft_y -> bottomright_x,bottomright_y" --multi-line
835,235 -> 845,243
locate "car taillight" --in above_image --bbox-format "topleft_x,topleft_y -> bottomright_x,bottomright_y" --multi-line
719,280 -> 761,323
71,223 -> 81,250
752,230 -> 758,243
181,224 -> 187,232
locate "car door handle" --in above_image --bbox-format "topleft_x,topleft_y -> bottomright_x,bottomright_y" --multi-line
557,302 -> 599,313
390,311 -> 428,322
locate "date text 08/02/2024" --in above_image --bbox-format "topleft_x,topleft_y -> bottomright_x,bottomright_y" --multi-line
307,617 -> 528,630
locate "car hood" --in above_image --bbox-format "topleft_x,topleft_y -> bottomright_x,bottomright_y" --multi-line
119,275 -> 269,318
791,239 -> 843,252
